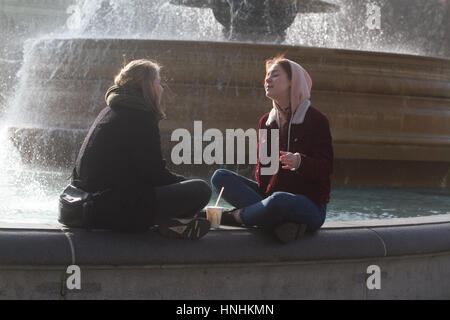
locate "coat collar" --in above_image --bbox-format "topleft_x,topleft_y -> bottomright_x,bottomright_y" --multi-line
266,100 -> 311,127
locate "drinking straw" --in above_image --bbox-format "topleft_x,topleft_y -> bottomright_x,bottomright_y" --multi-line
215,187 -> 224,207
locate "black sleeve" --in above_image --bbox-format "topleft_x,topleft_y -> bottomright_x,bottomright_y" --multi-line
129,115 -> 186,187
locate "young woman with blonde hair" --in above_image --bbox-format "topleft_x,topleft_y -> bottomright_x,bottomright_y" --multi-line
60,59 -> 212,239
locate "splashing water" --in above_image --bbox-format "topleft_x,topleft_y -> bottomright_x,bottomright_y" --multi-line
53,0 -> 449,57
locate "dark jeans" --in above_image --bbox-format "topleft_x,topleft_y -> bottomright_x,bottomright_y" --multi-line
153,179 -> 212,225
211,169 -> 326,232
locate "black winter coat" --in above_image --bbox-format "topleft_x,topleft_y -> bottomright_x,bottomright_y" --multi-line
72,86 -> 185,231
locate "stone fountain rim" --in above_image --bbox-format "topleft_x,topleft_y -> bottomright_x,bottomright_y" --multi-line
0,214 -> 448,267
35,37 -> 450,62
1,213 -> 448,231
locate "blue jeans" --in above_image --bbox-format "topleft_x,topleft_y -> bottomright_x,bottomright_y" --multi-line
211,169 -> 326,232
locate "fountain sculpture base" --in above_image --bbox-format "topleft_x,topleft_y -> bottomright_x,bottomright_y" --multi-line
7,39 -> 450,187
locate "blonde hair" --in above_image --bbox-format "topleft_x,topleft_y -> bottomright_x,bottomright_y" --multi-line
114,59 -> 166,119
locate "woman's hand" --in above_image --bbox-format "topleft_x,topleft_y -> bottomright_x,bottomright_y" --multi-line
280,151 -> 301,171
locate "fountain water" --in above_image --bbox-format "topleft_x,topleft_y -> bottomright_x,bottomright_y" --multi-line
170,0 -> 339,42
0,0 -> 449,224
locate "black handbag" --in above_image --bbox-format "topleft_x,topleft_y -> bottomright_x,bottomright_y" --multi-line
59,184 -> 112,228
58,184 -> 97,228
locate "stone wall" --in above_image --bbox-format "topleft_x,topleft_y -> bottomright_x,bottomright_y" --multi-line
0,215 -> 449,299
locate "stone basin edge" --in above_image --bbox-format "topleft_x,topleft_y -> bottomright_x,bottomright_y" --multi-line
0,214 -> 448,266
